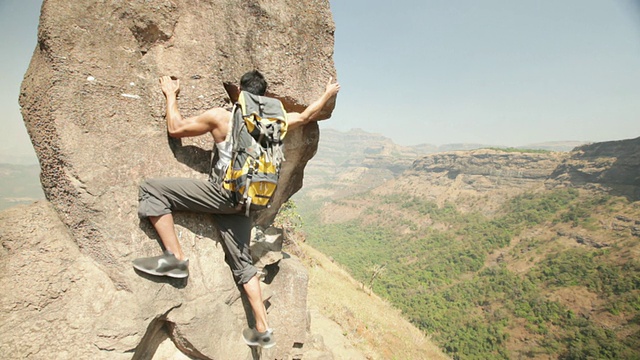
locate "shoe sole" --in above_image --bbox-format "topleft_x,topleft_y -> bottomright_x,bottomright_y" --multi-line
243,329 -> 276,349
133,264 -> 189,279
243,340 -> 276,349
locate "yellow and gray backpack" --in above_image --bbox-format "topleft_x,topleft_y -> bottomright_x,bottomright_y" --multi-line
219,91 -> 288,215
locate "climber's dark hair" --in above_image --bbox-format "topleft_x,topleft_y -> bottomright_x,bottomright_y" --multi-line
240,70 -> 267,96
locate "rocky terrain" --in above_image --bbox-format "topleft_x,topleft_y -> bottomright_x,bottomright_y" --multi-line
306,136 -> 640,236
307,136 -> 640,227
1,0 -> 341,359
298,128 -> 436,201
551,138 -> 640,201
300,136 -> 640,359
296,128 -> 585,212
388,148 -> 567,214
3,1 -> 635,357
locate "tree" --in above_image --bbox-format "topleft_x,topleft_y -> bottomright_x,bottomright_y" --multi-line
364,263 -> 387,295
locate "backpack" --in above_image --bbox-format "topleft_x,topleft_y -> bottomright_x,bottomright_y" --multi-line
218,91 -> 288,215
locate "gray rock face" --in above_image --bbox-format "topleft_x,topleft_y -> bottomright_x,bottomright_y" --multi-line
411,149 -> 565,182
4,0 -> 336,359
383,149 -> 567,214
382,140 -> 640,214
550,137 -> 640,201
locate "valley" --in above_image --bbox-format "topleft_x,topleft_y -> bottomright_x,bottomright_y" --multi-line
294,130 -> 640,359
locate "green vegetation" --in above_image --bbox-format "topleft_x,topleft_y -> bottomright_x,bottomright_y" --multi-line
302,189 -> 640,359
274,199 -> 303,231
529,250 -> 640,298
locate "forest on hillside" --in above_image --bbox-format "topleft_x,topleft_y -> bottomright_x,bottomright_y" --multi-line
300,188 -> 640,359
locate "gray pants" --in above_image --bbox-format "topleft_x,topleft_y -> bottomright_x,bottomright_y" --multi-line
138,177 -> 256,284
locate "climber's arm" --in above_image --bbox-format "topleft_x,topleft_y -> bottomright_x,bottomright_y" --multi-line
287,77 -> 340,131
160,76 -> 229,139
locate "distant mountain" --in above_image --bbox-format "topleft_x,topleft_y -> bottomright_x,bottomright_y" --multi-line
299,136 -> 640,359
302,128 -> 435,199
296,128 -> 586,206
519,140 -> 590,152
0,163 -> 45,210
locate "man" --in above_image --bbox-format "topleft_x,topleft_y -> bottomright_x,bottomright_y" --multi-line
132,70 -> 340,348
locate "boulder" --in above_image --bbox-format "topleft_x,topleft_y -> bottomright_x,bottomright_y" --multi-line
3,0 -> 337,359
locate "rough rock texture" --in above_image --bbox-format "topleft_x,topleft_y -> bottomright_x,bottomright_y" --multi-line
4,0 -> 337,359
550,137 -> 640,201
295,129 -> 585,207
377,149 -> 568,214
373,140 -> 640,215
410,150 -> 564,181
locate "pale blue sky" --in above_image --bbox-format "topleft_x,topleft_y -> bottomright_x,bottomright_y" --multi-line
329,0 -> 640,146
1,0 -> 639,163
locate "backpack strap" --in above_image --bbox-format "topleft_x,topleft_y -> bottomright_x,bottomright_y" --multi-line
244,186 -> 253,216
208,142 -> 219,182
209,105 -> 238,183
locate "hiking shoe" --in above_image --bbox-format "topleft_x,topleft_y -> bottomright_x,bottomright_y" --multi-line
132,250 -> 189,278
242,328 -> 276,349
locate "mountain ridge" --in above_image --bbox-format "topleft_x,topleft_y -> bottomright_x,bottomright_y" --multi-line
297,134 -> 640,359
296,128 -> 587,208
320,128 -> 588,153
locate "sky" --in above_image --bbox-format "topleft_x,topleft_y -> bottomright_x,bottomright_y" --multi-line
1,0 -> 639,164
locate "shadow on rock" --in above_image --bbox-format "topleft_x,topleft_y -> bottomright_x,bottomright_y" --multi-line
168,137 -> 213,175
